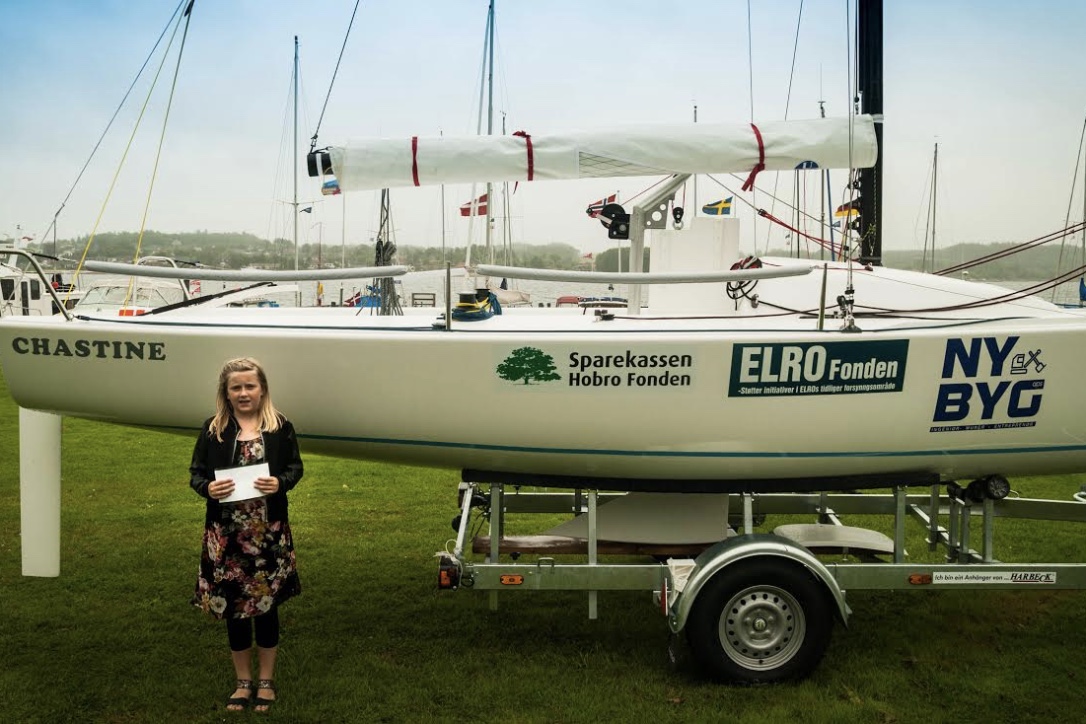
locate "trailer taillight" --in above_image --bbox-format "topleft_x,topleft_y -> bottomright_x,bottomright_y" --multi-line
437,556 -> 460,590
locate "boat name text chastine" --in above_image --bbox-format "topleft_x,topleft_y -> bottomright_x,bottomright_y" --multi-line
10,336 -> 167,361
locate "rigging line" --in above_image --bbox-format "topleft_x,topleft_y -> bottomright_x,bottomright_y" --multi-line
883,265 -> 1086,314
309,0 -> 364,152
921,146 -> 935,272
844,0 -> 856,288
264,64 -> 298,248
705,173 -> 829,233
846,263 -> 1086,315
911,146 -> 934,265
745,0 -> 761,255
760,262 -> 1086,318
745,0 -> 755,124
68,6 -> 189,302
36,0 -> 189,250
1053,111 -> 1086,300
935,222 -> 1086,275
760,0 -> 806,254
131,9 -> 199,269
782,0 -> 804,120
758,208 -> 837,256
622,175 -> 675,207
464,4 -> 496,272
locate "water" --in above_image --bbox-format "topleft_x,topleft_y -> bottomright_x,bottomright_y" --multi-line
999,279 -> 1084,307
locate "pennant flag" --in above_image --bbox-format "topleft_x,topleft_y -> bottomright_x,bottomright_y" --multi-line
835,198 -> 861,217
300,206 -> 313,214
582,252 -> 594,259
701,197 -> 733,216
586,193 -> 617,218
460,193 -> 488,216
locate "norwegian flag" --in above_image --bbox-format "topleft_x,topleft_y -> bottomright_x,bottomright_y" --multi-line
585,193 -> 617,218
459,193 -> 488,217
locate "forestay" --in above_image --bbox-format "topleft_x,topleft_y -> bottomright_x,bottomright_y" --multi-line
324,116 -> 878,192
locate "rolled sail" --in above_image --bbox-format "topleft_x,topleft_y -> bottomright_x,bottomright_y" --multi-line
323,115 -> 878,192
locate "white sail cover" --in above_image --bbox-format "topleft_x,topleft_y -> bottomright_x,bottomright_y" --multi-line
328,116 -> 877,192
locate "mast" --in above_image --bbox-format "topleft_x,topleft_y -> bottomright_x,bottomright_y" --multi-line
692,103 -> 698,210
857,0 -> 883,266
819,99 -> 834,260
921,142 -> 938,272
292,35 -> 300,272
931,142 -> 938,269
484,0 -> 495,265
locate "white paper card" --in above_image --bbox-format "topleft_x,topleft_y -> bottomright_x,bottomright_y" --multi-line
214,462 -> 270,503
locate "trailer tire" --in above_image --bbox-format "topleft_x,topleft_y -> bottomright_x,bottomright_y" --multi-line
685,558 -> 833,684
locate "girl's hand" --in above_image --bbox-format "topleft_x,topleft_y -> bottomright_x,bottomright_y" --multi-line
254,476 -> 280,495
208,478 -> 235,500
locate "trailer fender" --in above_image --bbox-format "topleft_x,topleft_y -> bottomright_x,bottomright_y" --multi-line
667,533 -> 848,633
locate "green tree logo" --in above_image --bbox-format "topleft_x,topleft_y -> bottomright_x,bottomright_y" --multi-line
496,347 -> 562,385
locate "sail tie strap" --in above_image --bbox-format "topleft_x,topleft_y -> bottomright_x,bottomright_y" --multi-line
741,123 -> 766,192
513,130 -> 534,181
411,136 -> 420,186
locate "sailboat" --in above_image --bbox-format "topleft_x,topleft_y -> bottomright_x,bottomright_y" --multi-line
4,3 -> 1086,494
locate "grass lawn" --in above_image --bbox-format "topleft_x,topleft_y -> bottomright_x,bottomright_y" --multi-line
3,368 -> 1086,723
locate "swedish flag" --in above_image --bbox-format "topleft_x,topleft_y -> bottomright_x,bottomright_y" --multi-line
701,197 -> 733,216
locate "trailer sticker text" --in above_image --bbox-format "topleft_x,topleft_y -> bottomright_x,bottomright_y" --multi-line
932,571 -> 1056,585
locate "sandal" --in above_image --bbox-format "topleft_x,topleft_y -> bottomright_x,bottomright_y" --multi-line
253,679 -> 276,713
226,678 -> 254,711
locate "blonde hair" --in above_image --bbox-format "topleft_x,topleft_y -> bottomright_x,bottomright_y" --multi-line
208,357 -> 283,441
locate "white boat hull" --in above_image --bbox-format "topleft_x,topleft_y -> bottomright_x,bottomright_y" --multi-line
2,283 -> 1085,491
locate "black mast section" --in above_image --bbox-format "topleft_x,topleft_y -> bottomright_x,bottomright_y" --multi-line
858,0 -> 883,265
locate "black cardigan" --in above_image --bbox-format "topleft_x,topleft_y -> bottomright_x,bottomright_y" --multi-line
189,415 -> 304,526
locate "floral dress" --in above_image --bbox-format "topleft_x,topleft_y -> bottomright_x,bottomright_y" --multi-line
192,437 -> 301,619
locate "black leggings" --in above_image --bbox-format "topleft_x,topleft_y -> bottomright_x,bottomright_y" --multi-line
225,609 -> 280,651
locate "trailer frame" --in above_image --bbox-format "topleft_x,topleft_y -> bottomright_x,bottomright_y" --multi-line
436,475 -> 1086,683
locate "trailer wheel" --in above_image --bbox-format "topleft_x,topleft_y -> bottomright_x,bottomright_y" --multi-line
685,558 -> 833,684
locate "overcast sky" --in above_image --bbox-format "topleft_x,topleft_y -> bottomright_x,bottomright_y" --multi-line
2,0 -> 1084,260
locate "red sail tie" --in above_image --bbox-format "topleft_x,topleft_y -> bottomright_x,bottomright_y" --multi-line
741,123 -> 766,192
513,130 -> 534,181
411,136 -> 420,186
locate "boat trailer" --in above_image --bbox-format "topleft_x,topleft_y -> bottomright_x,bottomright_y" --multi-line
436,472 -> 1086,684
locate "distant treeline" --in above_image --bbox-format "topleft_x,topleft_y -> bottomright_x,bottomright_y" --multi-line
28,231 -> 589,272
25,231 -> 1086,280
881,243 -> 1086,281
